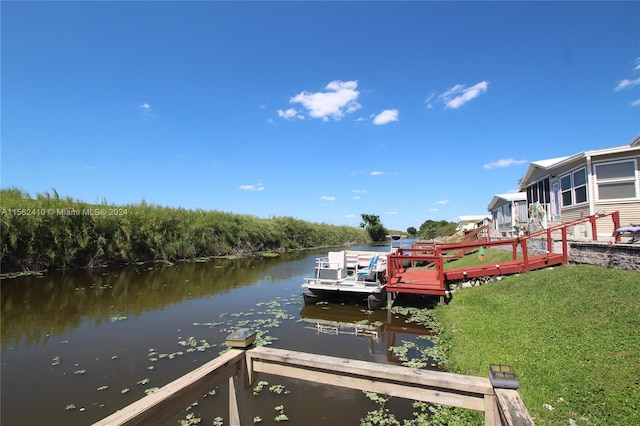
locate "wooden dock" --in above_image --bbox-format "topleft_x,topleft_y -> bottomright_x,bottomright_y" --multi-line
93,338 -> 535,426
386,212 -> 620,303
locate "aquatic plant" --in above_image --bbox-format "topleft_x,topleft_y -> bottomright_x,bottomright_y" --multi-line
360,392 -> 399,426
179,412 -> 201,425
269,384 -> 290,395
253,380 -> 269,395
274,405 -> 289,422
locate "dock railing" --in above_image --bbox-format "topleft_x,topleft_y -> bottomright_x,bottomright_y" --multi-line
93,340 -> 534,426
387,212 -> 622,291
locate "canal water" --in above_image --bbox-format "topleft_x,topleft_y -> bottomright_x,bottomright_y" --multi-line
1,244 -> 437,426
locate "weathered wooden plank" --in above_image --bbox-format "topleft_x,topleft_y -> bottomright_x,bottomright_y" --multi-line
248,347 -> 493,395
495,388 -> 535,426
92,349 -> 245,426
252,359 -> 487,411
484,394 -> 500,426
247,347 -> 493,395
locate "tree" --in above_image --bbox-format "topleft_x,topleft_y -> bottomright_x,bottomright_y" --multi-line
360,213 -> 388,242
360,214 -> 382,229
406,226 -> 417,237
418,219 -> 457,239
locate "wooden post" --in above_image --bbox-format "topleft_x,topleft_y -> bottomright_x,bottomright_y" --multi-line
226,330 -> 256,426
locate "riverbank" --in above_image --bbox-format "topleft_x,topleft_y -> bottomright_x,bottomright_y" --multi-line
0,188 -> 367,273
434,264 -> 640,426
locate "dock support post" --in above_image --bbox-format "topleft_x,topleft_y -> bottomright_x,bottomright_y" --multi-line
387,291 -> 395,310
227,330 -> 256,426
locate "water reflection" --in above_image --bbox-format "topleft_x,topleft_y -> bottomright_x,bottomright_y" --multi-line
299,299 -> 438,367
1,255 -> 299,349
0,246 -> 438,426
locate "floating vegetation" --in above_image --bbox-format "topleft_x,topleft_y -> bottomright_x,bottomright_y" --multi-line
144,387 -> 160,395
111,355 -> 118,360
179,412 -> 201,425
147,366 -> 155,370
360,392 -> 398,425
274,404 -> 289,422
65,404 -> 76,411
51,356 -> 61,366
269,384 -> 290,395
254,416 -> 263,423
253,380 -> 269,395
213,417 -> 224,426
121,388 -> 130,394
97,385 -> 108,391
109,314 -> 128,322
137,378 -> 150,385
73,370 -> 86,375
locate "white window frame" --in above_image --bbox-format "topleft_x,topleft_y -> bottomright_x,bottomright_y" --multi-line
560,167 -> 588,207
594,158 -> 639,201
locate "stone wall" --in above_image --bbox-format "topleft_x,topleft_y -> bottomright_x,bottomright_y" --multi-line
568,241 -> 640,271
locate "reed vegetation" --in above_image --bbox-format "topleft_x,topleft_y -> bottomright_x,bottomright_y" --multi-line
0,188 -> 366,273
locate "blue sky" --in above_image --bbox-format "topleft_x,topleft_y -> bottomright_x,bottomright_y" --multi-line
2,1 -> 639,231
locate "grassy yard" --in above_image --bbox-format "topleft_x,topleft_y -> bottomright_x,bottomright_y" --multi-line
434,264 -> 640,425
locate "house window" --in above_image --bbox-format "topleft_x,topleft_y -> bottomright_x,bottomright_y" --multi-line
595,160 -> 638,200
560,168 -> 587,207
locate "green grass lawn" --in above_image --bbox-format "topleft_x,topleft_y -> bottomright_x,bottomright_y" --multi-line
434,264 -> 640,425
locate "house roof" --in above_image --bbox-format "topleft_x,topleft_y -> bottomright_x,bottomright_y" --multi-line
458,215 -> 491,222
519,134 -> 640,189
487,192 -> 527,211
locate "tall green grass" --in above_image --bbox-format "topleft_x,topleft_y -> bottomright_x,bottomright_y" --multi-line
0,188 -> 367,272
435,265 -> 640,425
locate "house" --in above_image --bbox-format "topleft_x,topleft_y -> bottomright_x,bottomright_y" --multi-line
456,215 -> 491,233
518,134 -> 640,238
487,192 -> 528,237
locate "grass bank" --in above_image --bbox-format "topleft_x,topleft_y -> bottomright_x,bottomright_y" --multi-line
0,188 -> 367,273
434,264 -> 640,425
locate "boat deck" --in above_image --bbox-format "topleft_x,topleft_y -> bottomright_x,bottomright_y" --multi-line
304,275 -> 386,294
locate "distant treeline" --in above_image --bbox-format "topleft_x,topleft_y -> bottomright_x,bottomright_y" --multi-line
0,188 -> 367,273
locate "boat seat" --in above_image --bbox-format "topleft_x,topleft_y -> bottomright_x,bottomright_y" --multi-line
356,255 -> 378,282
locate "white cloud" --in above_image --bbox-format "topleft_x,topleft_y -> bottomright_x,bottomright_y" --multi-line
370,171 -> 384,176
634,57 -> 640,71
287,80 -> 361,121
373,109 -> 399,125
631,99 -> 640,107
266,118 -> 275,125
320,195 -> 335,201
352,196 -> 361,200
436,199 -> 450,205
139,102 -> 152,115
258,104 -> 266,109
385,211 -> 398,215
84,165 -> 96,170
277,108 -> 303,119
425,92 -> 436,109
483,158 -> 528,169
614,78 -> 640,92
239,182 -> 265,191
440,81 -> 489,109
430,208 -> 440,212
345,214 -> 357,219
352,189 -> 368,193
